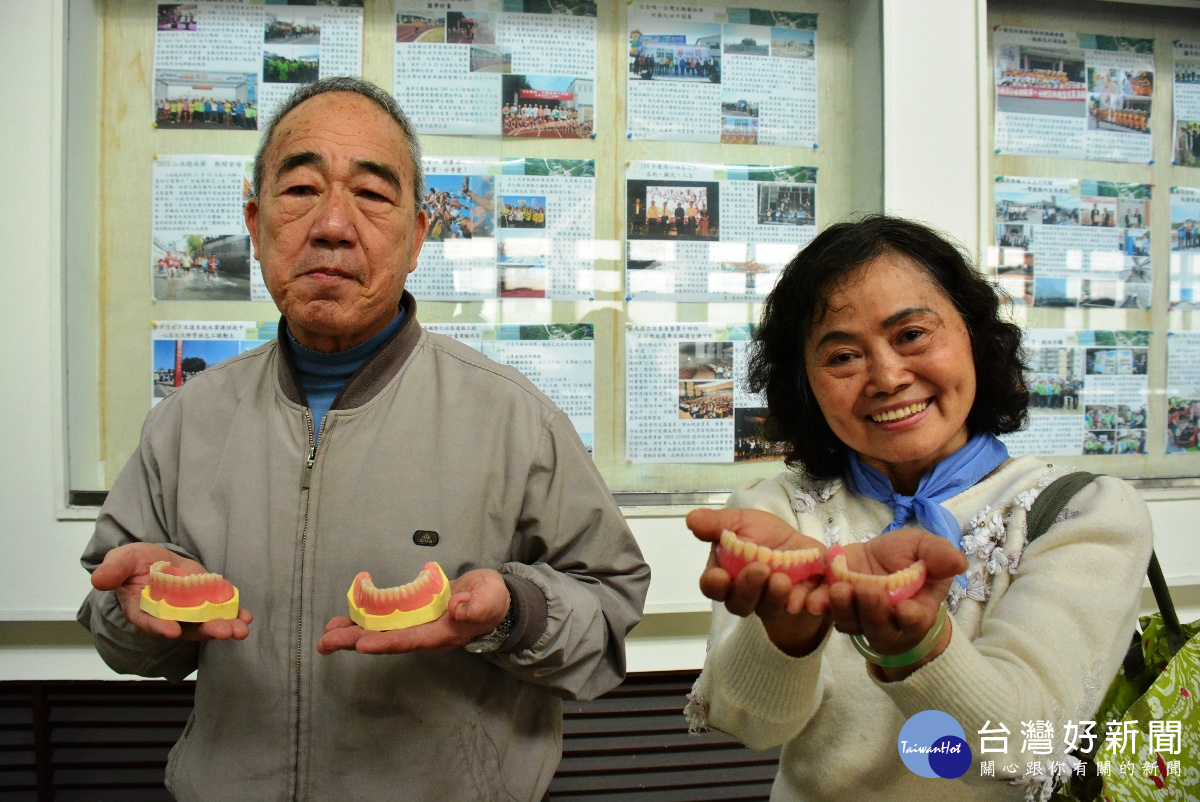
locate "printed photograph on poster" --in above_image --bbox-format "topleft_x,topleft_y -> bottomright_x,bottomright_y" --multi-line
678,381 -> 733,420
425,322 -> 595,454
264,47 -> 320,84
154,71 -> 259,130
501,76 -> 593,138
1174,42 -> 1200,167
627,180 -> 720,241
152,155 -> 270,302
990,176 -> 1151,309
471,45 -> 510,73
447,10 -> 495,44
1002,329 -> 1149,457
265,9 -> 321,45
993,28 -> 1153,163
396,13 -> 444,43
407,157 -> 595,301
629,22 -> 722,83
734,407 -> 779,462
1170,187 -> 1200,310
151,321 -> 277,406
625,161 -> 816,303
158,5 -> 197,32
423,174 -> 496,241
394,0 -> 597,139
153,235 -> 255,302
627,324 -> 772,463
153,1 -> 364,129
679,341 -> 733,380
627,5 -> 818,146
757,181 -> 815,225
1086,66 -> 1151,135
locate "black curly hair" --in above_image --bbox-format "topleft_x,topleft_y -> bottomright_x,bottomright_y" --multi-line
747,214 -> 1028,479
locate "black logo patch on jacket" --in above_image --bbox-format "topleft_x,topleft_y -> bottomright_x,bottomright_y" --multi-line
413,530 -> 439,547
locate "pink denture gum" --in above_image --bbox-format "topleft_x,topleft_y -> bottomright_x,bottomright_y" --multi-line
139,560 -> 239,622
715,529 -> 824,583
825,545 -> 926,605
347,561 -> 452,631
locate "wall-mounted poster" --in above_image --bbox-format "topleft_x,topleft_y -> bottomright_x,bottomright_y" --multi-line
1168,331 -> 1200,453
626,324 -> 778,463
1170,186 -> 1200,310
394,0 -> 597,138
991,176 -> 1151,309
425,323 -> 595,454
151,156 -> 269,302
1176,41 -> 1200,167
407,157 -> 595,301
625,160 -> 815,302
1002,329 -> 1149,457
993,27 -> 1154,163
153,1 -> 364,130
151,321 -> 277,406
626,5 -> 817,146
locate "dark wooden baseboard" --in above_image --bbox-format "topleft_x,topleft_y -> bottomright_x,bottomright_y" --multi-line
0,672 -> 778,801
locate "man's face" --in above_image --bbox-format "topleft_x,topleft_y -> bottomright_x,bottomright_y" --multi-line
245,92 -> 428,352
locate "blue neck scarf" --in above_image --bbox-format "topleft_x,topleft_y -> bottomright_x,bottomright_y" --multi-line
844,432 -> 1010,551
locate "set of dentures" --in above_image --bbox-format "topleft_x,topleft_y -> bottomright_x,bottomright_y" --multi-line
347,562 -> 452,631
141,560 -> 452,631
140,561 -> 240,622
716,531 -> 926,605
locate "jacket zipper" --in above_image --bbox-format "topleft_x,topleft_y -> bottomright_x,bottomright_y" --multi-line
294,407 -> 320,801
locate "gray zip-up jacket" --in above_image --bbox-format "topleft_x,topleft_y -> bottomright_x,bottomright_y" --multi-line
78,293 -> 650,801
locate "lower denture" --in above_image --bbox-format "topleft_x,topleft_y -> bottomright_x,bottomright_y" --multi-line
825,545 -> 926,605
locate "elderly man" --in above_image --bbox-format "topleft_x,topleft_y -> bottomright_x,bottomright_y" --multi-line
78,77 -> 649,802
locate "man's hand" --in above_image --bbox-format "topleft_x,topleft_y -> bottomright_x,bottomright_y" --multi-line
90,543 -> 252,641
686,508 -> 829,657
317,568 -> 510,655
824,528 -> 966,675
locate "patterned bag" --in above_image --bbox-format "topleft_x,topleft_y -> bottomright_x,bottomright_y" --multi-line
1080,615 -> 1199,800
1031,473 -> 1200,802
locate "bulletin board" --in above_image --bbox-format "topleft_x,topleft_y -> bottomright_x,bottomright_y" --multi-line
985,0 -> 1200,481
70,0 -> 885,495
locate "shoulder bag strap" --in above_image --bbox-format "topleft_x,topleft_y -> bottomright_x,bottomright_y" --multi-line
1026,471 -> 1099,543
1025,470 -> 1185,657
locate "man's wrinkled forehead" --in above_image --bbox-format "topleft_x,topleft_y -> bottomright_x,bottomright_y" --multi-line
263,92 -> 410,182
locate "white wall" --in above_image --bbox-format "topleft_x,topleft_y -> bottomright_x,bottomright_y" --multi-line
1,0 -> 1197,681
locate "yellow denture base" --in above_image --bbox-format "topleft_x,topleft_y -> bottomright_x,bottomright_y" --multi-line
139,585 -> 239,622
347,566 -> 453,632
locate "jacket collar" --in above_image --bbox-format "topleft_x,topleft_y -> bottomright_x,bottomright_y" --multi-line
275,290 -> 423,409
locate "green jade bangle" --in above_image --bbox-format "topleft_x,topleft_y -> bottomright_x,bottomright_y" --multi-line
850,602 -> 949,669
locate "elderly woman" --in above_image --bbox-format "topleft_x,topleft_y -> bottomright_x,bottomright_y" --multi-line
685,215 -> 1152,800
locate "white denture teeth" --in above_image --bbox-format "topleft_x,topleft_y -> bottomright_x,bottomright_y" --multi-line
149,561 -> 222,587
361,567 -> 430,604
718,529 -> 820,567
828,549 -> 926,605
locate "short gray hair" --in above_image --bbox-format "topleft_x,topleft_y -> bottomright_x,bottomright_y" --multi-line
251,77 -> 425,213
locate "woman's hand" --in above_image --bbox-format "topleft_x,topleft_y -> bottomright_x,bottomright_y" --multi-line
686,508 -> 830,657
822,528 -> 966,678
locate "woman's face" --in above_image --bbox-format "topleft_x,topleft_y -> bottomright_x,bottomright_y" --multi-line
804,253 -> 977,493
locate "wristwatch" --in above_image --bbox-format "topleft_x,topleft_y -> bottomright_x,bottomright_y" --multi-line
464,607 -> 515,654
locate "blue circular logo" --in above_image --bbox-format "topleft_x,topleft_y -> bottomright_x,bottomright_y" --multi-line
897,710 -> 972,779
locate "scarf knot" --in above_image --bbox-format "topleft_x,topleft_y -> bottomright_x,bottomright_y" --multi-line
845,432 -> 1010,552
